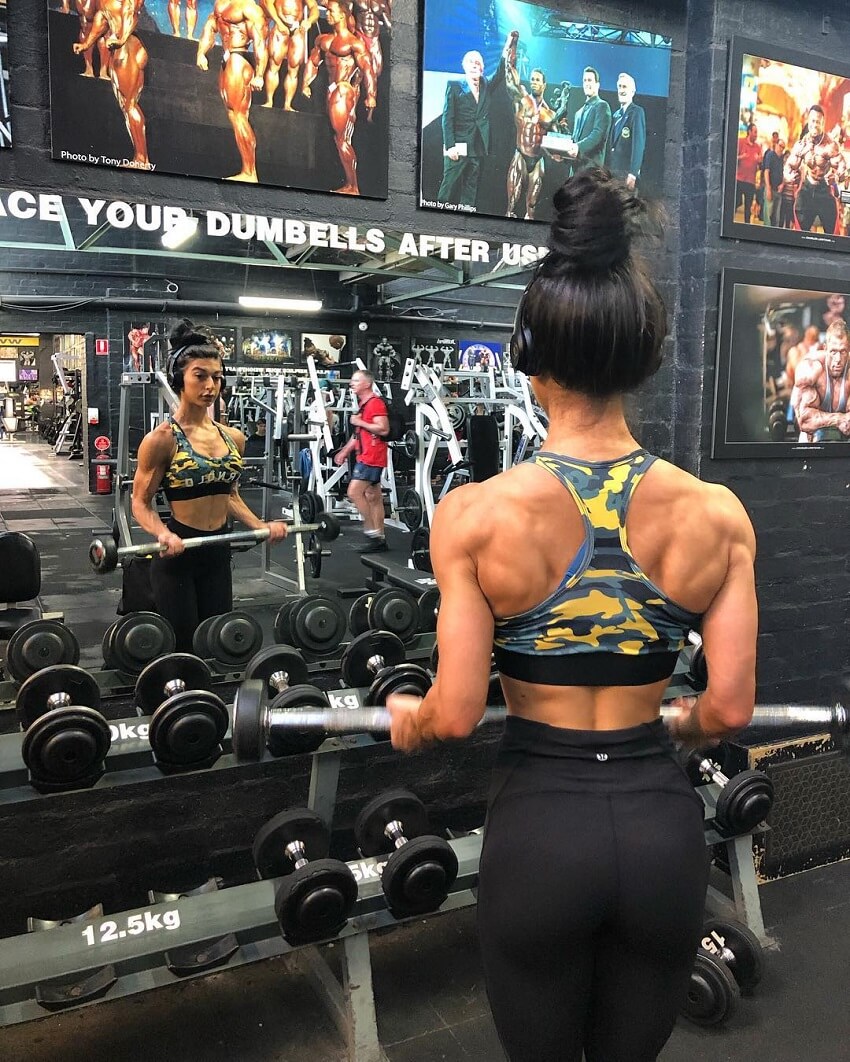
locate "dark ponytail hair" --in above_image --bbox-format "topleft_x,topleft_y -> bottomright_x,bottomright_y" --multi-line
167,318 -> 222,392
515,168 -> 667,397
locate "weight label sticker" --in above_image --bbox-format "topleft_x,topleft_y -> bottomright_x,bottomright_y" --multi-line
81,910 -> 181,946
347,858 -> 388,882
700,930 -> 724,955
328,692 -> 362,711
108,722 -> 150,742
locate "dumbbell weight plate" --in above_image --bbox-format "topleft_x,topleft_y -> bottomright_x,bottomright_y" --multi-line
21,706 -> 112,785
273,596 -> 302,645
701,919 -> 763,992
340,631 -> 406,688
410,527 -> 432,573
689,644 -> 708,686
108,613 -> 176,676
306,533 -> 323,579
206,611 -> 263,668
192,616 -> 218,661
354,788 -> 430,857
398,488 -> 423,532
252,807 -> 330,880
681,948 -> 740,1026
297,491 -> 324,523
102,623 -> 118,670
418,588 -> 439,633
231,678 -> 266,761
348,593 -> 372,637
267,685 -> 331,756
274,858 -> 358,945
402,430 -> 418,460
714,769 -> 774,836
16,664 -> 101,729
367,587 -> 421,644
767,398 -> 785,416
135,654 -> 213,715
381,834 -> 459,918
367,663 -> 432,708
768,412 -> 787,441
288,595 -> 347,656
6,620 -> 81,683
148,690 -> 229,767
446,403 -> 466,431
244,645 -> 309,692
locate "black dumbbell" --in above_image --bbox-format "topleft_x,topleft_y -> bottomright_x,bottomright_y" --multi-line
253,807 -> 358,945
341,631 -> 432,707
686,631 -> 707,686
6,619 -> 81,683
349,588 -> 422,643
274,594 -> 347,657
417,587 -> 440,633
135,653 -> 229,772
682,946 -> 740,1026
232,677 -> 330,761
240,645 -> 329,757
354,789 -> 458,918
410,527 -> 432,573
15,664 -> 111,791
102,612 -> 176,675
193,610 -> 263,670
687,751 -> 774,835
700,919 -> 763,992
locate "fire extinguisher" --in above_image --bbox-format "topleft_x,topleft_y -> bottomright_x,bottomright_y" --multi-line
95,459 -> 113,495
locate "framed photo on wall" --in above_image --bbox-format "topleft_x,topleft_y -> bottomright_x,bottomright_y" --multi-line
0,1 -> 11,148
368,336 -> 403,382
412,337 -> 458,370
46,0 -> 390,197
301,333 -> 347,367
722,38 -> 850,251
419,2 -> 672,222
240,330 -> 294,366
713,268 -> 850,458
458,339 -> 503,370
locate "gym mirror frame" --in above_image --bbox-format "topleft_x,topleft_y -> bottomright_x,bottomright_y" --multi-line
721,36 -> 850,254
711,267 -> 850,459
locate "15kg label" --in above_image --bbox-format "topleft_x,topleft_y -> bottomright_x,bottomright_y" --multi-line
81,910 -> 180,946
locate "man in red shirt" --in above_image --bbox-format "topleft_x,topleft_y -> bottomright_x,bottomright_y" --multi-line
736,122 -> 762,224
334,369 -> 390,552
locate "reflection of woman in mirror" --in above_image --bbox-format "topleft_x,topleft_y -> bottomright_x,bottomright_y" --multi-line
131,319 -> 287,651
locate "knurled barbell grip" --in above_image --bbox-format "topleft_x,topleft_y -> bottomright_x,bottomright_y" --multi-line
261,701 -> 849,738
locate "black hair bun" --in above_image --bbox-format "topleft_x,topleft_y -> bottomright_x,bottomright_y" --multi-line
169,318 -> 209,352
546,168 -> 651,274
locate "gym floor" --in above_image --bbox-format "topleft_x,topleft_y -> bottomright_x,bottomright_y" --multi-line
1,435 -> 847,1061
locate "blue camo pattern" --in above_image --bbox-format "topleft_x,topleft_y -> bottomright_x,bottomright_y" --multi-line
162,422 -> 243,501
493,450 -> 700,657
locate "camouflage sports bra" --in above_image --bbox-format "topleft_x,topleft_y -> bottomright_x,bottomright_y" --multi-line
492,450 -> 702,686
161,421 -> 242,502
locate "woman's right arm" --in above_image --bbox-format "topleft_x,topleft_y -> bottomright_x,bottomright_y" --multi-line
131,430 -> 184,557
669,486 -> 758,745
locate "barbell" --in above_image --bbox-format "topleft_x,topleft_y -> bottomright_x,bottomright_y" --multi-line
232,682 -> 850,754
88,513 -> 341,574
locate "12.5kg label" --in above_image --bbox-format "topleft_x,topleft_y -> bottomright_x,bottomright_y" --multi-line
81,910 -> 180,947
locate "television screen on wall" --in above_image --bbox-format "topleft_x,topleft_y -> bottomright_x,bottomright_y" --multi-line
46,0 -> 390,198
18,366 -> 38,382
713,268 -> 850,458
458,339 -> 503,370
722,37 -> 850,252
419,1 -> 672,222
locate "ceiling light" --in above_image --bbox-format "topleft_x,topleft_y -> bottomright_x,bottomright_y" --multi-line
162,216 -> 199,249
238,296 -> 323,312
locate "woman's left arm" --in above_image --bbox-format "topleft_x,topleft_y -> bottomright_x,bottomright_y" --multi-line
389,488 -> 493,750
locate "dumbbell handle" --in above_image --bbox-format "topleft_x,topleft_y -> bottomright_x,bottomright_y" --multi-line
264,701 -> 849,738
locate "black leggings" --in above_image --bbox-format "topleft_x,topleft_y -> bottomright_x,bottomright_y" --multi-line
477,716 -> 709,1062
149,518 -> 233,652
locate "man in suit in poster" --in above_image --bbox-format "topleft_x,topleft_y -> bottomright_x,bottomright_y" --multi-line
606,72 -> 645,191
437,49 -> 500,209
563,66 -> 611,172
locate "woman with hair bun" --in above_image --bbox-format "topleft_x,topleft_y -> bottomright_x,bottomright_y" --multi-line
387,170 -> 758,1060
131,319 -> 287,651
